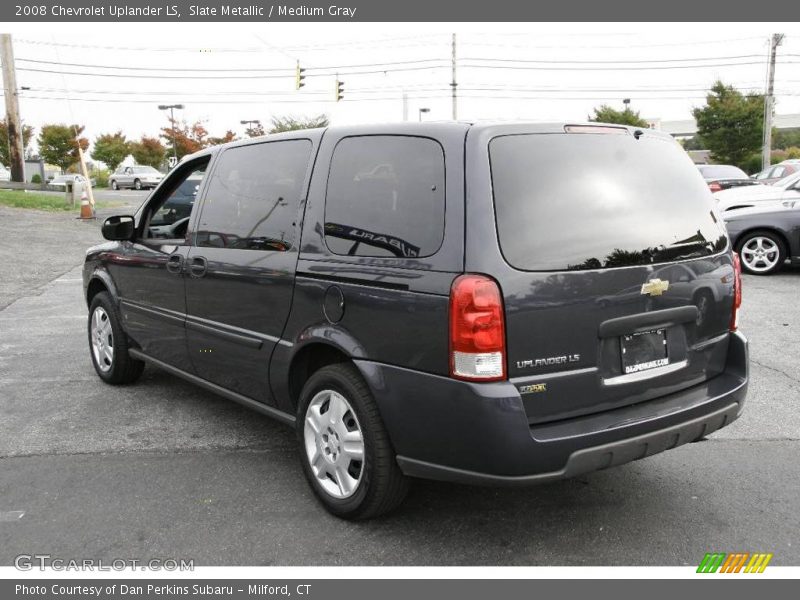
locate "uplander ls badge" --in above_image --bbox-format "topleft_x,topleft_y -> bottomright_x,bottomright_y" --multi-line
641,278 -> 669,297
517,354 -> 580,370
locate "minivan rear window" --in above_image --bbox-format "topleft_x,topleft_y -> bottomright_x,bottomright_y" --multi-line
489,133 -> 727,272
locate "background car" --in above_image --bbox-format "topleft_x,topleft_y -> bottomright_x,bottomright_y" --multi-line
751,161 -> 800,185
697,164 -> 759,192
49,174 -> 94,189
715,171 -> 800,212
110,165 -> 164,190
0,165 -> 10,182
723,202 -> 800,274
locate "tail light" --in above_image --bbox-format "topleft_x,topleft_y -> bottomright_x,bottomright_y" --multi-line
449,274 -> 506,382
709,181 -> 722,193
730,253 -> 742,331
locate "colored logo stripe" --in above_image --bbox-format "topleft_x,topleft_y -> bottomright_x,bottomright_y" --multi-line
697,552 -> 773,573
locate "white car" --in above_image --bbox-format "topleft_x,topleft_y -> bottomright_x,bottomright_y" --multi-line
49,174 -> 94,189
715,171 -> 800,212
109,165 -> 163,190
0,165 -> 10,182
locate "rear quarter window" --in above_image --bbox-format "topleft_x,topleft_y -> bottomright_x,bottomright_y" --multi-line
324,135 -> 445,259
489,132 -> 728,271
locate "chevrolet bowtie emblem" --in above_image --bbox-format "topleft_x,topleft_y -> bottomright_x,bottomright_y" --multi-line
641,278 -> 670,296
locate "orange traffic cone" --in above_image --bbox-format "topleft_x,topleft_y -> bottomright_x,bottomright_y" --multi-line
78,189 -> 95,220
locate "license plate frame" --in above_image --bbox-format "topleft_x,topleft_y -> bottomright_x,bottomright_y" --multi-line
620,328 -> 669,375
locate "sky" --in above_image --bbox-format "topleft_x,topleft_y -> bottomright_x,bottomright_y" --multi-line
4,22 -> 800,153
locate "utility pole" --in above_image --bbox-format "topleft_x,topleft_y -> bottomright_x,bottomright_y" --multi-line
402,91 -> 408,122
450,33 -> 457,121
763,33 -> 784,170
0,34 -> 25,182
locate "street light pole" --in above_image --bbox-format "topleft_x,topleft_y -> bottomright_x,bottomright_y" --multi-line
240,119 -> 261,137
158,104 -> 184,164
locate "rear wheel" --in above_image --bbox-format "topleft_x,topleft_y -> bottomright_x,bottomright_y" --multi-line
736,230 -> 786,275
134,179 -> 142,190
297,363 -> 408,519
88,292 -> 144,384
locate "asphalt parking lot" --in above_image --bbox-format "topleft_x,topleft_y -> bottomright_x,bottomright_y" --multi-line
0,203 -> 798,566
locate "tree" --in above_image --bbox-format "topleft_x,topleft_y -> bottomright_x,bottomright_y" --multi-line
207,130 -> 238,146
588,105 -> 648,128
692,81 -> 764,169
91,131 -> 130,172
130,136 -> 167,169
269,114 -> 329,134
0,120 -> 34,167
37,124 -> 89,171
161,119 -> 208,158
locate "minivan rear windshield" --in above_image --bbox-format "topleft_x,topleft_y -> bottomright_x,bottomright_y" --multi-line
489,133 -> 728,272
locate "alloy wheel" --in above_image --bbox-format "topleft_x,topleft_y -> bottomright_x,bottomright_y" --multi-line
741,236 -> 780,273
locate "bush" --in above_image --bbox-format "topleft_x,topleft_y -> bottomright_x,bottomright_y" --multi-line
94,169 -> 110,188
741,153 -> 764,175
30,174 -> 42,184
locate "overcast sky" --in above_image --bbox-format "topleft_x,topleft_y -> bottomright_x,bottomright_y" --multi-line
5,22 -> 800,152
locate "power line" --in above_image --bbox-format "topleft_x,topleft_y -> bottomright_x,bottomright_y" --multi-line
460,54 -> 768,64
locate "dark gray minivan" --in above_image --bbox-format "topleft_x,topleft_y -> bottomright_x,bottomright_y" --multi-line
84,122 -> 748,519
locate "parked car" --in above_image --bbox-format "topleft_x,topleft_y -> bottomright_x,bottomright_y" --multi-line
751,162 -> 800,185
84,123 -> 748,519
110,165 -> 164,190
715,170 -> 800,212
49,174 -> 94,189
723,202 -> 800,275
0,165 -> 10,182
697,164 -> 759,192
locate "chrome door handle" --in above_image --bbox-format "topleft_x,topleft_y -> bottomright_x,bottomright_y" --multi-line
189,256 -> 208,278
166,254 -> 184,274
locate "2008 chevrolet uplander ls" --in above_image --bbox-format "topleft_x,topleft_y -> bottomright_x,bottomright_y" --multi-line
84,122 -> 748,519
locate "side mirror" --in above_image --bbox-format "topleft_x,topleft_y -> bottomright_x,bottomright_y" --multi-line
102,215 -> 135,241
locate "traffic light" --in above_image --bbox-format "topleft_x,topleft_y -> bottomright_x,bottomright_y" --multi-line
335,77 -> 344,102
295,60 -> 306,90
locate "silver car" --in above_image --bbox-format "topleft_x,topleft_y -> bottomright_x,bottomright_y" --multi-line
110,165 -> 164,190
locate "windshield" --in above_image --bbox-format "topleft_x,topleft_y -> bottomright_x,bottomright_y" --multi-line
489,132 -> 728,271
697,165 -> 748,179
774,171 -> 800,189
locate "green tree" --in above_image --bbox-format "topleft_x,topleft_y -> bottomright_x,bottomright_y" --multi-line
692,81 -> 764,168
269,114 -> 329,133
91,131 -> 130,172
772,128 -> 800,150
588,105 -> 648,127
130,136 -> 167,169
0,120 -> 34,166
37,124 -> 89,171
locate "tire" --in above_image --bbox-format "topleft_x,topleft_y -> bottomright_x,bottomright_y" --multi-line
134,179 -> 142,190
111,180 -> 118,190
736,230 -> 786,275
88,291 -> 144,385
297,363 -> 409,519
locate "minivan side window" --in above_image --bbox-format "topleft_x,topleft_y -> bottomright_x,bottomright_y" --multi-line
196,140 -> 312,251
324,136 -> 445,259
142,160 -> 209,241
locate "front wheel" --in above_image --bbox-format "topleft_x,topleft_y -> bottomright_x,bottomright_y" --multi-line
297,363 -> 408,519
88,291 -> 144,384
110,180 -> 118,190
736,230 -> 786,275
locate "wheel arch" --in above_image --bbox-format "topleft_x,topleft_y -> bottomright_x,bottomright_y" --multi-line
85,269 -> 119,308
286,341 -> 354,412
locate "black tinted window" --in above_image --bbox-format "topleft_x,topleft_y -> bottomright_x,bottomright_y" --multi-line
490,133 -> 727,271
197,140 -> 311,251
324,136 -> 445,258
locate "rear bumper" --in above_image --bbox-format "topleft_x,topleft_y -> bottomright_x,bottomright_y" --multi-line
355,330 -> 748,485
